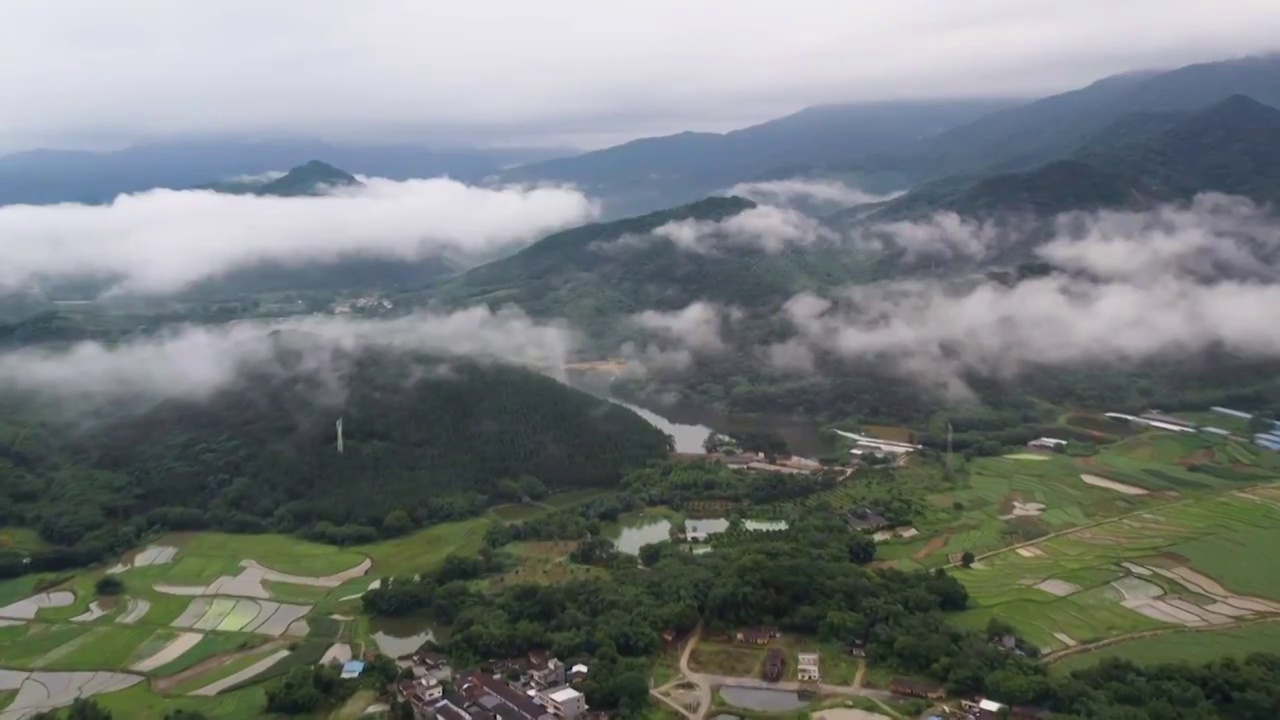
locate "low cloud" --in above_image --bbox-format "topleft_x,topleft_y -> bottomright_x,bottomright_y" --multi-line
0,306 -> 578,405
1041,193 -> 1280,281
853,212 -> 1013,262
649,205 -> 836,254
726,179 -> 900,208
623,302 -> 740,373
772,276 -> 1280,396
0,177 -> 597,294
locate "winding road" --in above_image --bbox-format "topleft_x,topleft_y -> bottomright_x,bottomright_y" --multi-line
650,623 -> 892,720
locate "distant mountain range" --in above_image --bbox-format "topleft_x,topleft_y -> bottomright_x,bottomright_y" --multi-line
0,139 -> 561,206
871,94 -> 1280,219
497,100 -> 1019,216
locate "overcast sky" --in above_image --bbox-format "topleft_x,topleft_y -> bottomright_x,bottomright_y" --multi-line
1,1 -> 1278,152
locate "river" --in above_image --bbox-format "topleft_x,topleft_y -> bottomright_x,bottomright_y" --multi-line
570,377 -> 830,456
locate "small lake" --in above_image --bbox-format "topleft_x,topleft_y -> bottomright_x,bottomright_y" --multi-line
609,515 -> 790,554
719,687 -> 807,712
607,516 -> 674,554
369,617 -> 441,658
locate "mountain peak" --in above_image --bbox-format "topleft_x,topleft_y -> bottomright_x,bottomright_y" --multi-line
256,160 -> 360,196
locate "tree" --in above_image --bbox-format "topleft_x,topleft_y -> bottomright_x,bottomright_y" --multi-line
961,551 -> 976,568
66,698 -> 113,720
848,534 -> 876,565
95,575 -> 125,596
382,509 -> 412,537
638,542 -> 664,568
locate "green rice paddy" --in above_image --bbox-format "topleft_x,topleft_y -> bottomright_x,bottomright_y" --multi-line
1054,622 -> 1280,672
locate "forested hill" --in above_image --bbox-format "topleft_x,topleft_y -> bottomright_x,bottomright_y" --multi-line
871,94 -> 1280,219
0,343 -> 671,566
430,195 -> 863,341
881,54 -> 1280,182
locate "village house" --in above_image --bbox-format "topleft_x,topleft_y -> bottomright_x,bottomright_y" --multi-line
539,686 -> 588,720
567,664 -> 589,686
843,508 -> 888,531
762,648 -> 786,681
735,627 -> 778,645
846,641 -> 867,658
890,677 -> 946,700
529,656 -> 566,689
1026,437 -> 1067,451
398,677 -> 445,715
461,673 -> 557,720
796,652 -> 820,682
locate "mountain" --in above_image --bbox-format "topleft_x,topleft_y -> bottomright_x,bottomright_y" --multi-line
0,342 -> 671,556
874,94 -> 1280,219
0,138 -> 562,206
499,99 -> 1018,217
429,196 -> 864,342
884,55 -> 1280,181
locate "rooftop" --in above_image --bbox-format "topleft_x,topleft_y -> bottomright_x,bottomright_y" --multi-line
547,687 -> 584,703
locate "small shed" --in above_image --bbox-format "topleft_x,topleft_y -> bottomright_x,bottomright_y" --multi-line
341,660 -> 366,679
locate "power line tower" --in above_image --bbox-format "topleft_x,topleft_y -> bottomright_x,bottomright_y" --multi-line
336,417 -> 344,454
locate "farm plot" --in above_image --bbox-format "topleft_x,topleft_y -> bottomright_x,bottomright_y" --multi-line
131,633 -> 204,674
1054,622 -> 1280,672
154,557 -> 370,600
0,671 -> 142,720
108,545 -> 178,575
169,598 -> 310,637
0,592 -> 75,621
959,489 -> 1280,652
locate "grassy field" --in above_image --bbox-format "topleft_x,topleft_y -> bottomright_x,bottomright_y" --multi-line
354,517 -> 489,577
689,640 -> 765,677
1054,622 -> 1280,672
1,623 -> 93,667
543,489 -> 613,508
0,527 -> 48,553
491,503 -> 550,522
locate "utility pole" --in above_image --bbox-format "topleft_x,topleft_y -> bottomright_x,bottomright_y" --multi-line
946,420 -> 954,473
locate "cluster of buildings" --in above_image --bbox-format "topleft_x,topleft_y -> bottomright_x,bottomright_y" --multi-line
833,430 -> 922,462
1103,407 -> 1280,452
1212,406 -> 1280,451
395,649 -> 594,720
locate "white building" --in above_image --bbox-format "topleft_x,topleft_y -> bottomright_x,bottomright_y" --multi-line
541,686 -> 587,720
797,652 -> 820,682
1027,437 -> 1068,450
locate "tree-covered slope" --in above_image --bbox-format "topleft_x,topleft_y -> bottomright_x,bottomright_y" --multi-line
430,196 -> 865,339
0,343 -> 671,562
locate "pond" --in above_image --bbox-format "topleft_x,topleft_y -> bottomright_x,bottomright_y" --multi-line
607,516 -> 673,554
684,518 -> 729,541
369,617 -> 442,658
607,400 -> 714,454
719,686 -> 807,712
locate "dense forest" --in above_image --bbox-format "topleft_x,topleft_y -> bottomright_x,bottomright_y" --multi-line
0,341 -> 670,575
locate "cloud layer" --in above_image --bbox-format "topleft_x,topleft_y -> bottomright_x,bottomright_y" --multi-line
726,179 -> 900,209
0,306 -> 577,404
0,178 -> 597,293
651,206 -> 836,254
3,2 -> 1279,150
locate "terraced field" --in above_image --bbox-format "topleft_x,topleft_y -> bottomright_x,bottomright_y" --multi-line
953,491 -> 1280,655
